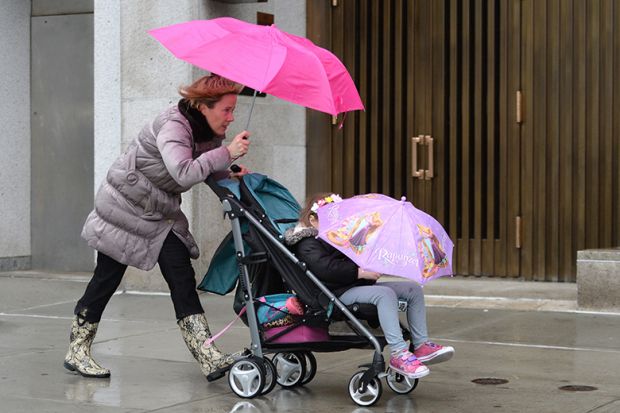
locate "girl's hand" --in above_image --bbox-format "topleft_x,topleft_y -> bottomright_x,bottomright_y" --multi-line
358,268 -> 381,281
230,164 -> 251,178
227,131 -> 250,159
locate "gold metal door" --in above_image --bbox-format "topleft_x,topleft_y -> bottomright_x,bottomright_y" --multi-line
307,0 -> 620,281
307,0 -> 519,278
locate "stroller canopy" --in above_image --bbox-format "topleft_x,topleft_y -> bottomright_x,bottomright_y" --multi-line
198,173 -> 301,295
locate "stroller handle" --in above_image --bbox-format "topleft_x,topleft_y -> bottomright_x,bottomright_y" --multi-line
204,175 -> 236,201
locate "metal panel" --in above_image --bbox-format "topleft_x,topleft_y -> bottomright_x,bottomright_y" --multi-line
342,0 -> 357,196
614,1 -> 620,246
483,0 -> 498,275
599,0 -> 614,248
392,0 -> 405,198
457,0 -> 472,274
32,0 -> 93,16
573,0 -> 587,268
448,0 -> 459,269
430,0 -> 446,225
31,14 -> 94,271
472,0 -> 483,275
585,0 -> 601,249
357,2 -> 369,193
382,0 -> 393,195
521,0 -> 534,280
305,1 -> 333,196
505,0 -> 521,278
547,0 -> 560,281
519,0 -> 620,281
369,1 -> 381,193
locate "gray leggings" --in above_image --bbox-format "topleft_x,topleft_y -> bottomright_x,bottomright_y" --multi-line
338,281 -> 428,354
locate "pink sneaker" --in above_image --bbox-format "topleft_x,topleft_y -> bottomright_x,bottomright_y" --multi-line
413,342 -> 455,365
389,351 -> 429,379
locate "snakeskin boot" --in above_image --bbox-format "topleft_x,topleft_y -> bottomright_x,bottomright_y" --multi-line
177,313 -> 235,376
63,314 -> 110,378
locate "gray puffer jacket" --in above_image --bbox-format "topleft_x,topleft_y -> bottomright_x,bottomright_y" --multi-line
81,104 -> 231,270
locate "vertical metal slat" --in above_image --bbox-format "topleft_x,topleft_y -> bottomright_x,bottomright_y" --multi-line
558,0 -> 575,280
369,1 -> 381,193
483,0 -> 497,276
472,0 -> 483,275
585,0 -> 601,248
382,0 -> 393,195
331,3 -> 345,193
546,0 -> 560,281
342,0 -> 357,197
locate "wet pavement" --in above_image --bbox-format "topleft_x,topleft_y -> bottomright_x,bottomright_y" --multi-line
1,271 -> 619,412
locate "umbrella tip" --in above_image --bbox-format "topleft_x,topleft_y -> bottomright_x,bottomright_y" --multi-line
400,196 -> 407,202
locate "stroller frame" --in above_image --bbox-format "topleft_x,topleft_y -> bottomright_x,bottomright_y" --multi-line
206,176 -> 416,405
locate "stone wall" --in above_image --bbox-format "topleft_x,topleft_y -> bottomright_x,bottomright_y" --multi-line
0,1 -> 31,271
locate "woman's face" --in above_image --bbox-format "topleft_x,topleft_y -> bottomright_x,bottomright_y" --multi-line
200,94 -> 237,135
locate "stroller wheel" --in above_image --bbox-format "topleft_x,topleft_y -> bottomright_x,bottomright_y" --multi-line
260,357 -> 277,395
228,358 -> 266,399
349,370 -> 382,407
300,352 -> 317,385
272,352 -> 306,388
386,369 -> 418,394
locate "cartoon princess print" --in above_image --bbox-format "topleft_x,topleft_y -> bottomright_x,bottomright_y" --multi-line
327,212 -> 383,254
417,224 -> 448,278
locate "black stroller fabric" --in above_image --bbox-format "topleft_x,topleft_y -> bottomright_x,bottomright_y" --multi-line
232,221 -> 328,315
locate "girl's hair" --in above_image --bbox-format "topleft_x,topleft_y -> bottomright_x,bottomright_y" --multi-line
179,74 -> 243,109
299,192 -> 333,227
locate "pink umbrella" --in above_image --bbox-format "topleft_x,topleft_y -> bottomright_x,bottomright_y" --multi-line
316,194 -> 454,284
148,17 -> 364,127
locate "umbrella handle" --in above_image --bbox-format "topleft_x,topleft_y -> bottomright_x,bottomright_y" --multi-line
244,89 -> 258,131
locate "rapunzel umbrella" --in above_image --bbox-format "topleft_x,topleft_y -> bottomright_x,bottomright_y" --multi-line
316,194 -> 454,284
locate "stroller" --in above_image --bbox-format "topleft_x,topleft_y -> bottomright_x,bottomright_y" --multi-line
201,173 -> 418,406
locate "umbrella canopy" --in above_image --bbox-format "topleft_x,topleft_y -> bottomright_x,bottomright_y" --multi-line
148,17 -> 364,116
316,194 -> 454,284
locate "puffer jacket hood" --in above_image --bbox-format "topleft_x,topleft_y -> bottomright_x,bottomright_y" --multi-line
283,224 -> 318,246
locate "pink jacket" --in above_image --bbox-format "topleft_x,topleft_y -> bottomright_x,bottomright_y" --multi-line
81,105 -> 231,270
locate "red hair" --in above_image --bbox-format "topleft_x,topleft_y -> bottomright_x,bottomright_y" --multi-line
179,74 -> 243,109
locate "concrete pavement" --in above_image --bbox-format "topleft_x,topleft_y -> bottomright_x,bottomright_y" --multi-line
1,271 -> 619,412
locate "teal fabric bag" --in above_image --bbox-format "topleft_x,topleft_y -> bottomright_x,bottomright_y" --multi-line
197,232 -> 248,295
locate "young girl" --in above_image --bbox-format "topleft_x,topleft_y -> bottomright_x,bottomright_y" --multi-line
284,193 -> 454,379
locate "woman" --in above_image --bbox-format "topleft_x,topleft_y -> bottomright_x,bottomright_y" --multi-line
64,74 -> 250,379
284,193 -> 454,379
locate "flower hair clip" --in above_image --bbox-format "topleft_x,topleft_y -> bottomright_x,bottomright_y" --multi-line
311,194 -> 342,213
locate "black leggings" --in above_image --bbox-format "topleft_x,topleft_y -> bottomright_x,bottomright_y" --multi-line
74,231 -> 203,322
